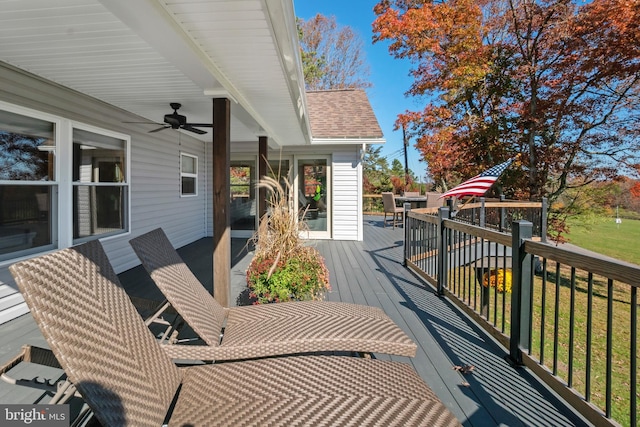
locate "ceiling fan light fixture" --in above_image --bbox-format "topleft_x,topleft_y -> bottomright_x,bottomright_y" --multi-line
127,103 -> 213,135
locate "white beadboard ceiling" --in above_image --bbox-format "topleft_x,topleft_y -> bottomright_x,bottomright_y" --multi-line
0,0 -> 311,146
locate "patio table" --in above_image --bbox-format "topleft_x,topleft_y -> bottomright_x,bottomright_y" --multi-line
396,196 -> 428,209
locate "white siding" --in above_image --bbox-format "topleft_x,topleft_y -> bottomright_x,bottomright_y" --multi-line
0,63 -> 208,324
332,149 -> 362,241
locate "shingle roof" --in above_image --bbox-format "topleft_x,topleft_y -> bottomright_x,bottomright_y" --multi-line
306,89 -> 384,140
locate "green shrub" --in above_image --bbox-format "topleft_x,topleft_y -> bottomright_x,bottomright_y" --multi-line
246,246 -> 330,303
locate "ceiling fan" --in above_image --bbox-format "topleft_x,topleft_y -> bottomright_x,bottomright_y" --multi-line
129,103 -> 213,135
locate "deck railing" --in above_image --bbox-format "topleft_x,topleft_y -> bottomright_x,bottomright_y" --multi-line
405,205 -> 638,427
451,196 -> 548,240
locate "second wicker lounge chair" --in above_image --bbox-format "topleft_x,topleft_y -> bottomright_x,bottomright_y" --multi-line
10,241 -> 460,427
129,228 -> 417,361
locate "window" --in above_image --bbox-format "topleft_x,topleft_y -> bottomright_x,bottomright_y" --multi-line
0,102 -> 130,261
0,108 -> 57,261
181,153 -> 198,196
72,128 -> 127,242
230,159 -> 255,233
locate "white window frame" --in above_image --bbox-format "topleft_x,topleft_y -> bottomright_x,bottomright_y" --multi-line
180,152 -> 198,197
71,123 -> 131,244
0,101 -> 131,266
0,101 -> 60,265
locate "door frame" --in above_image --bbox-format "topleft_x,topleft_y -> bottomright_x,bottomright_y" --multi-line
294,154 -> 331,240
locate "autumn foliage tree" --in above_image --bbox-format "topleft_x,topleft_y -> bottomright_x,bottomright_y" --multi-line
298,14 -> 372,90
373,0 -> 640,202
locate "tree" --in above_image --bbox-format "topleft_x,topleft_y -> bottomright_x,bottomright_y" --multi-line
0,131 -> 49,180
298,14 -> 372,90
297,19 -> 325,88
390,158 -> 405,178
373,0 -> 640,203
363,145 -> 392,193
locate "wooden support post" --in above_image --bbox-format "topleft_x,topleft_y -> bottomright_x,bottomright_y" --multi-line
541,197 -> 548,243
212,98 -> 230,307
258,136 -> 268,221
509,220 -> 533,366
499,194 -> 506,232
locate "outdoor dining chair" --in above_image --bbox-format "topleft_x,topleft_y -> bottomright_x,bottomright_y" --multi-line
129,228 -> 417,361
382,192 -> 404,228
9,240 -> 461,427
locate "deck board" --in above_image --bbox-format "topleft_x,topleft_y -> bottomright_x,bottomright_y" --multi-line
0,217 -> 593,426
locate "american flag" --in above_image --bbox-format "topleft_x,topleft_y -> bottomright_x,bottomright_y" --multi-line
441,158 -> 515,199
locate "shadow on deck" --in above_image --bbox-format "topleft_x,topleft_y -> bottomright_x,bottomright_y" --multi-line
0,217 -> 592,426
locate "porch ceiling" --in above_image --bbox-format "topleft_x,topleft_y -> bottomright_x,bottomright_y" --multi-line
0,0 -> 311,147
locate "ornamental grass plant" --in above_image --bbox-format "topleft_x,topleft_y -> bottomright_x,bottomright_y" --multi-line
246,173 -> 330,304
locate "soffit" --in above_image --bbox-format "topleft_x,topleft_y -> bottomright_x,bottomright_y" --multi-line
0,0 -> 310,146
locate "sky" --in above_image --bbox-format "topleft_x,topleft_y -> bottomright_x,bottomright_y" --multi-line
293,0 -> 429,182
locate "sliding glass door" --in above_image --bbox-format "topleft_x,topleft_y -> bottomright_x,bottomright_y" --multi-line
297,157 -> 330,238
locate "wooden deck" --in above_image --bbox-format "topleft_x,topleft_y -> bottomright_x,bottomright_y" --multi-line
0,217 -> 592,426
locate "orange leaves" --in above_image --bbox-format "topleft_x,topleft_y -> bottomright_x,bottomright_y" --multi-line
373,0 -> 485,61
631,182 -> 640,199
373,0 -> 640,202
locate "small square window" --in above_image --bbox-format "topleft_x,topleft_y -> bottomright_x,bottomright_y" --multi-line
180,153 -> 198,196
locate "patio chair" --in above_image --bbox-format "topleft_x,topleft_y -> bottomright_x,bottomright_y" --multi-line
425,191 -> 446,208
403,191 -> 420,197
129,228 -> 417,361
382,192 -> 404,228
9,241 -> 461,427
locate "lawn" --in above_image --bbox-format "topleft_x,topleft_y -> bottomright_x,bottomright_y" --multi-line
448,223 -> 639,427
565,216 -> 640,265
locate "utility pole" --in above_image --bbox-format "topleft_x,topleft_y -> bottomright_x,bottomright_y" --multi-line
403,123 -> 409,190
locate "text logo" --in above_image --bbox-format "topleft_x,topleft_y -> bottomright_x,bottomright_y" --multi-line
1,405 -> 69,427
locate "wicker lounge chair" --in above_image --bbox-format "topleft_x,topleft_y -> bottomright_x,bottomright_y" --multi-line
129,228 -> 417,361
9,241 -> 460,427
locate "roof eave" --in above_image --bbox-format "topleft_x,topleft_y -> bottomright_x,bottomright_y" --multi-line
311,137 -> 386,146
263,0 -> 312,146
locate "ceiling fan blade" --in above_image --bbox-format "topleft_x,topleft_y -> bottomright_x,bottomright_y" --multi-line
148,126 -> 170,133
185,123 -> 214,128
182,125 -> 207,135
123,121 -> 163,125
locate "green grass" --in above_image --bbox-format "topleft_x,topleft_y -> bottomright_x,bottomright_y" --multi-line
450,254 -> 638,426
424,215 -> 640,425
565,216 -> 640,265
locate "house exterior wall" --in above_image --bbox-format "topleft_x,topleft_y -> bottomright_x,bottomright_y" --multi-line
332,149 -> 363,241
0,68 -> 368,325
222,146 -> 364,242
0,63 -> 207,324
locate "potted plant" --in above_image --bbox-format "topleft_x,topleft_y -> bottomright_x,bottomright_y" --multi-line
246,173 -> 330,304
481,268 -> 513,293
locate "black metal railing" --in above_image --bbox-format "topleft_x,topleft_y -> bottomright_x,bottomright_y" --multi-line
405,206 -> 638,427
450,196 -> 547,240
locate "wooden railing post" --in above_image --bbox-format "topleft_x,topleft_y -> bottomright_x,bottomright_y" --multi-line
479,197 -> 486,228
541,197 -> 548,243
509,220 -> 533,366
499,194 -> 506,232
403,202 -> 411,267
437,206 -> 450,296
